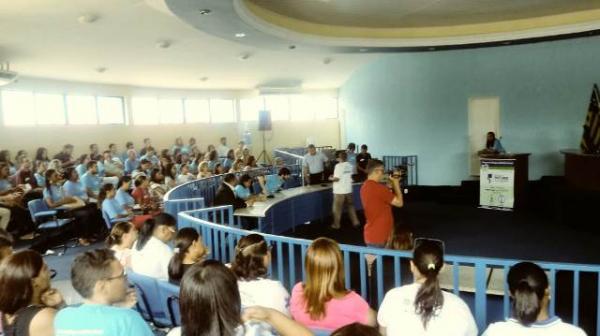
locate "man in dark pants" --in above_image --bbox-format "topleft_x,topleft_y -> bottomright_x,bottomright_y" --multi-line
302,144 -> 327,185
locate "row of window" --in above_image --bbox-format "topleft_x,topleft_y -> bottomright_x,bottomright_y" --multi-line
0,90 -> 338,126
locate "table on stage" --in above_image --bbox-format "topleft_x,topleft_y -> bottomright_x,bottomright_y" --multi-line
234,183 -> 363,234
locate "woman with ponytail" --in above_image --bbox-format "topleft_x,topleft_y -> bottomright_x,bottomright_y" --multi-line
378,239 -> 477,336
231,234 -> 289,315
167,228 -> 208,285
130,213 -> 176,280
105,221 -> 138,267
290,237 -> 376,331
482,262 -> 585,336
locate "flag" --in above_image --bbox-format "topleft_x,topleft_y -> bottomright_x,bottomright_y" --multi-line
580,84 -> 600,154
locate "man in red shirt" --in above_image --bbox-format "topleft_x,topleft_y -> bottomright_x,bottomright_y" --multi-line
360,159 -> 404,248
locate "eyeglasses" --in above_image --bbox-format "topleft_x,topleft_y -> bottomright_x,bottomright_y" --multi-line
104,268 -> 127,281
413,237 -> 445,254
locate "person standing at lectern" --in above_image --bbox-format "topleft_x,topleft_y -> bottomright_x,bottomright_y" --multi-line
303,144 -> 327,185
330,152 -> 360,229
480,131 -> 505,155
360,159 -> 404,248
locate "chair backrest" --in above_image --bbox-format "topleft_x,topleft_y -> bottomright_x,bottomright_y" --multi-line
311,329 -> 331,336
157,280 -> 181,326
27,199 -> 49,222
127,270 -> 169,324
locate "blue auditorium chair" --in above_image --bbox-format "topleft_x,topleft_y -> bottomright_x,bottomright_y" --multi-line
127,270 -> 171,327
157,280 -> 181,326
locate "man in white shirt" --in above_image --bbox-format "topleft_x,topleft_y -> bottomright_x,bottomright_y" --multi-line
303,144 -> 327,185
329,152 -> 359,229
217,137 -> 230,158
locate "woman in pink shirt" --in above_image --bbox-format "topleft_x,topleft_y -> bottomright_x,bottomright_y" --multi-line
289,237 -> 376,331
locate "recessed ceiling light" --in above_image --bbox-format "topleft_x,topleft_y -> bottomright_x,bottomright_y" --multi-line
78,14 -> 99,24
198,9 -> 211,15
156,40 -> 172,49
235,33 -> 246,38
95,67 -> 107,73
199,77 -> 209,82
289,45 -> 296,50
323,57 -> 332,65
238,53 -> 251,60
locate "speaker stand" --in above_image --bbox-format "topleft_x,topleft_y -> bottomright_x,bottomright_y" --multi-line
256,130 -> 272,165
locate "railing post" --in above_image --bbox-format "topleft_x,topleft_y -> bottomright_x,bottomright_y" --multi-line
474,261 -> 487,331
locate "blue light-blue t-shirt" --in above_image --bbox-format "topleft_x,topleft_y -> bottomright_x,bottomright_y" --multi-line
43,185 -> 65,204
124,158 -> 140,174
81,172 -> 102,195
265,174 -> 282,194
116,188 -> 135,208
54,304 -> 153,336
0,179 -> 12,192
234,185 -> 252,200
63,180 -> 88,200
102,198 -> 128,220
34,173 -> 46,187
75,164 -> 87,179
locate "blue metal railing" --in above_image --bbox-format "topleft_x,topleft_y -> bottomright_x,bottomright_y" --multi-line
383,155 -> 418,185
177,206 -> 600,335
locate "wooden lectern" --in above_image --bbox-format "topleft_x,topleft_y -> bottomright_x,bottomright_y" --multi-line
479,153 -> 530,209
560,149 -> 600,191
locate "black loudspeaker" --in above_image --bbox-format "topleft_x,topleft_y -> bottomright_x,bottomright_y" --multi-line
258,110 -> 272,131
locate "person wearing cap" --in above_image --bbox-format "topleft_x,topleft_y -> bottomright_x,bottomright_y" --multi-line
302,144 -> 327,185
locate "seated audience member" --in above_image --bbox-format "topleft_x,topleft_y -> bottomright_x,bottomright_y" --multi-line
131,214 -> 176,280
262,167 -> 292,195
214,173 -> 254,209
482,262 -> 585,336
115,176 -> 135,209
0,228 -> 14,260
89,143 -> 102,161
108,143 -> 123,165
171,137 -> 184,155
243,155 -> 258,171
0,163 -> 15,193
231,234 -> 289,315
212,162 -> 225,175
74,154 -> 90,178
101,150 -> 123,177
378,239 -> 477,336
99,184 -> 151,229
332,323 -> 381,336
120,141 -> 135,165
181,137 -> 196,155
15,159 -> 39,189
139,137 -> 152,157
47,159 -> 64,175
54,249 -> 153,335
34,147 -> 50,168
176,163 -> 195,185
63,168 -> 89,202
44,169 -> 102,246
207,144 -> 216,154
229,159 -> 244,173
162,163 -> 177,190
149,168 -> 167,201
124,149 -> 139,175
207,150 -> 220,171
34,161 -> 48,187
356,144 -> 372,182
167,228 -> 208,285
234,141 -> 245,160
242,147 -> 251,161
386,226 -> 414,250
140,146 -> 159,167
479,131 -> 506,155
15,150 -> 29,165
131,176 -> 159,212
0,206 -> 10,231
0,250 -> 64,336
234,174 -> 260,201
132,159 -> 152,179
80,161 -> 103,199
222,149 -> 236,172
167,260 -> 312,336
196,161 -> 212,179
0,150 -> 17,175
217,136 -> 230,157
53,144 -> 76,168
290,237 -> 376,331
106,221 -> 138,268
